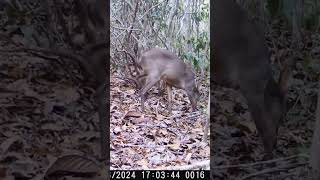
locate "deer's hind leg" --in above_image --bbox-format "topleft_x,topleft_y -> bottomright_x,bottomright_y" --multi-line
140,75 -> 161,112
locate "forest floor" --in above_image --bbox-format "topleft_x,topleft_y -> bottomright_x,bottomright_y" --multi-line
110,70 -> 210,169
0,39 -> 105,178
211,26 -> 320,179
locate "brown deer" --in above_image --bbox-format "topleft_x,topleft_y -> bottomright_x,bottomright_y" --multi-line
137,48 -> 200,113
213,0 -> 290,157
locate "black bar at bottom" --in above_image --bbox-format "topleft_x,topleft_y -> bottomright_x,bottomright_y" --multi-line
110,170 -> 210,180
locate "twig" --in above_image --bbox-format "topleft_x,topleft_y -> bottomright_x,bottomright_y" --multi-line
127,0 -> 140,41
130,34 -> 142,45
150,24 -> 169,49
211,154 -> 309,169
138,1 -> 164,21
240,162 -> 308,180
111,25 -> 141,31
159,160 -> 210,170
123,0 -> 134,10
187,111 -> 202,119
113,76 -> 139,88
156,99 -> 160,117
0,47 -> 83,64
114,29 -> 127,41
111,158 -> 209,170
116,48 -> 141,79
116,49 -> 136,62
0,46 -> 93,80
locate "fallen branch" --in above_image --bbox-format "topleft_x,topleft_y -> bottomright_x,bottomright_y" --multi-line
113,76 -> 140,88
159,160 -> 210,170
0,46 -> 83,64
240,162 -> 308,180
211,154 -> 309,169
112,160 -> 210,170
0,46 -> 93,78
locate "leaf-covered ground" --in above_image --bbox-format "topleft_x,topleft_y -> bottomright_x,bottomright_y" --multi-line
110,70 -> 210,170
0,41 -> 104,179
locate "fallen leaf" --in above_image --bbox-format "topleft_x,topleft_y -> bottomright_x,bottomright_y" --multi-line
124,111 -> 142,119
137,159 -> 149,169
127,89 -> 135,95
44,154 -> 104,179
113,127 -> 122,134
131,117 -> 149,124
185,153 -> 193,163
168,141 -> 181,150
158,129 -> 168,136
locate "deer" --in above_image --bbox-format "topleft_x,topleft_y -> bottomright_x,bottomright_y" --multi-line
213,0 -> 290,158
136,48 -> 200,113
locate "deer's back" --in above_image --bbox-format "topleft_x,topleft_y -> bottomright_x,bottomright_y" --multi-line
140,48 -> 194,88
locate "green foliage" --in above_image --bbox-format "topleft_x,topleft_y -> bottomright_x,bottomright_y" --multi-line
181,32 -> 209,71
195,32 -> 208,51
170,1 -> 209,72
150,10 -> 161,19
192,3 -> 209,22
